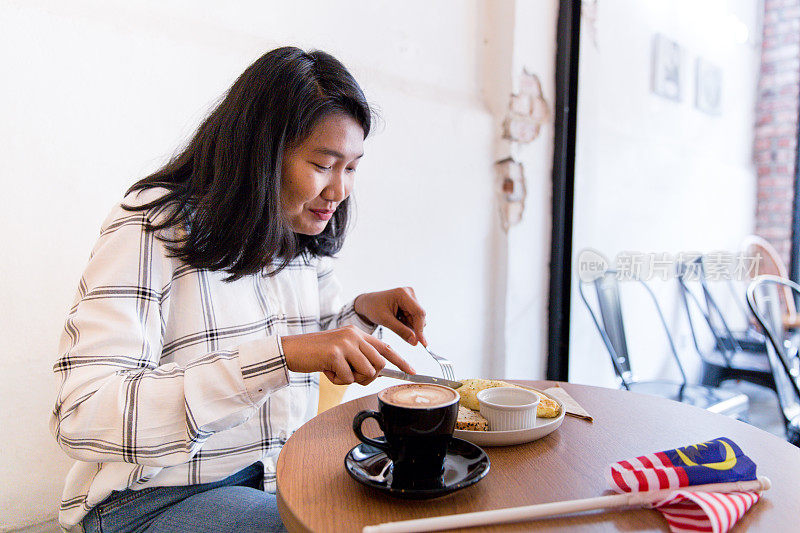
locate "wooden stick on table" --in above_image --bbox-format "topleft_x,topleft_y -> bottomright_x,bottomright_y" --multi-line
361,476 -> 771,533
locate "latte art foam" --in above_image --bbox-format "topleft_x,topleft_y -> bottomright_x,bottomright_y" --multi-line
379,384 -> 458,409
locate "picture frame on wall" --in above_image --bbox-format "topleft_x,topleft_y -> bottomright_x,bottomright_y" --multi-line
651,33 -> 682,101
695,57 -> 722,115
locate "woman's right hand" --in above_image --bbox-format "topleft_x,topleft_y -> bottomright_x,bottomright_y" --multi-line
280,326 -> 416,385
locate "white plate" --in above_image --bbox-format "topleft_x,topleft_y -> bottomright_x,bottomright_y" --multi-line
453,390 -> 565,447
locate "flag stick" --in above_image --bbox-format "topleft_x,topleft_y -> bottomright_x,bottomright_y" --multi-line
361,476 -> 771,533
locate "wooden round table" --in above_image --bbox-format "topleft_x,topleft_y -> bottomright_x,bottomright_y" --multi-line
276,381 -> 800,532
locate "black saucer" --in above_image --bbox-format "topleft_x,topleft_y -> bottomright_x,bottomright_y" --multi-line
344,437 -> 490,499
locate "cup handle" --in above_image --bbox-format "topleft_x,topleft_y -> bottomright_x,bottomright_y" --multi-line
352,410 -> 390,451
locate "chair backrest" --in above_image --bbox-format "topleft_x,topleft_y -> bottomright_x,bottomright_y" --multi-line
675,261 -> 707,354
318,373 -> 349,414
578,270 -> 687,388
746,276 -> 800,426
595,274 -> 633,377
675,258 -> 739,360
741,235 -> 798,321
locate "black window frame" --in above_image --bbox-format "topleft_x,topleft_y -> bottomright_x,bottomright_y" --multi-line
546,0 -> 581,381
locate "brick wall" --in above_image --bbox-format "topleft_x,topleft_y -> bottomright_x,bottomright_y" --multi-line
754,0 -> 800,268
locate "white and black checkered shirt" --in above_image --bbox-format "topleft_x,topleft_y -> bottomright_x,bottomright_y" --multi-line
50,189 -> 373,531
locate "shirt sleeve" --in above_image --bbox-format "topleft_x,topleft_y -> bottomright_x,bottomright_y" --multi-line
49,201 -> 289,466
316,256 -> 377,333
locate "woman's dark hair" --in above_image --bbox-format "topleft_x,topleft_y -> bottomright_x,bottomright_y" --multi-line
124,46 -> 371,280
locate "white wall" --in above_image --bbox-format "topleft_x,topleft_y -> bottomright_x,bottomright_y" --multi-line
0,1 -> 556,528
569,0 -> 762,386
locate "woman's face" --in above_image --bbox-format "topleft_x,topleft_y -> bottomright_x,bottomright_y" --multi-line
281,113 -> 364,235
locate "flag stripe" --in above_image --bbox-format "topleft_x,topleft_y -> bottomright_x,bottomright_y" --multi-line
656,451 -> 673,467
624,462 -> 649,491
699,492 -> 725,532
665,467 -> 680,488
707,492 -> 734,531
675,466 -> 689,486
664,519 -> 713,528
610,466 -> 631,492
640,455 -> 671,489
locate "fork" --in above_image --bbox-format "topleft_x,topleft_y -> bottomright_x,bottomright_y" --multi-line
377,326 -> 456,381
423,345 -> 456,381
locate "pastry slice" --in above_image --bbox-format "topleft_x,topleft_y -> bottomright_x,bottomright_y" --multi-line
455,405 -> 489,431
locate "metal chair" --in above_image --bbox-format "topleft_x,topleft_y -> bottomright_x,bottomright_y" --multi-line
676,257 -> 773,390
746,276 -> 800,446
579,270 -> 749,420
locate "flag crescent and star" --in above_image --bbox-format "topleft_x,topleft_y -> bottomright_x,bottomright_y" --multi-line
674,440 -> 737,471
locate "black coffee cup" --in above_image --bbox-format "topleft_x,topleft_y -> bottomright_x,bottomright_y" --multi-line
353,383 -> 459,485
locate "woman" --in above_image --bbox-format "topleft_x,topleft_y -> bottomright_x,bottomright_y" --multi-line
50,47 -> 426,532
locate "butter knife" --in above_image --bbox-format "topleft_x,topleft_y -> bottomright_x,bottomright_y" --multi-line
378,368 -> 462,389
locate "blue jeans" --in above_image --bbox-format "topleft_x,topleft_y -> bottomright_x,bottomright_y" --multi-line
82,462 -> 286,533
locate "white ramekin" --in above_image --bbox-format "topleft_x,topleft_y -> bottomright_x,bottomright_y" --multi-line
477,387 -> 540,431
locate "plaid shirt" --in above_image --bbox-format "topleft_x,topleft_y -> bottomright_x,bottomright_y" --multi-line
50,189 -> 373,531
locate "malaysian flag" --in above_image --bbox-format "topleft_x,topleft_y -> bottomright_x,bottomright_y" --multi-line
607,438 -> 761,533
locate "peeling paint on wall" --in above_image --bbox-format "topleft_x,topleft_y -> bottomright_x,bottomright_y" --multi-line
495,157 -> 527,231
495,69 -> 549,231
502,70 -> 550,144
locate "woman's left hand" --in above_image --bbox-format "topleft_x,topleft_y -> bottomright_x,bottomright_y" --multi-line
354,287 -> 427,346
